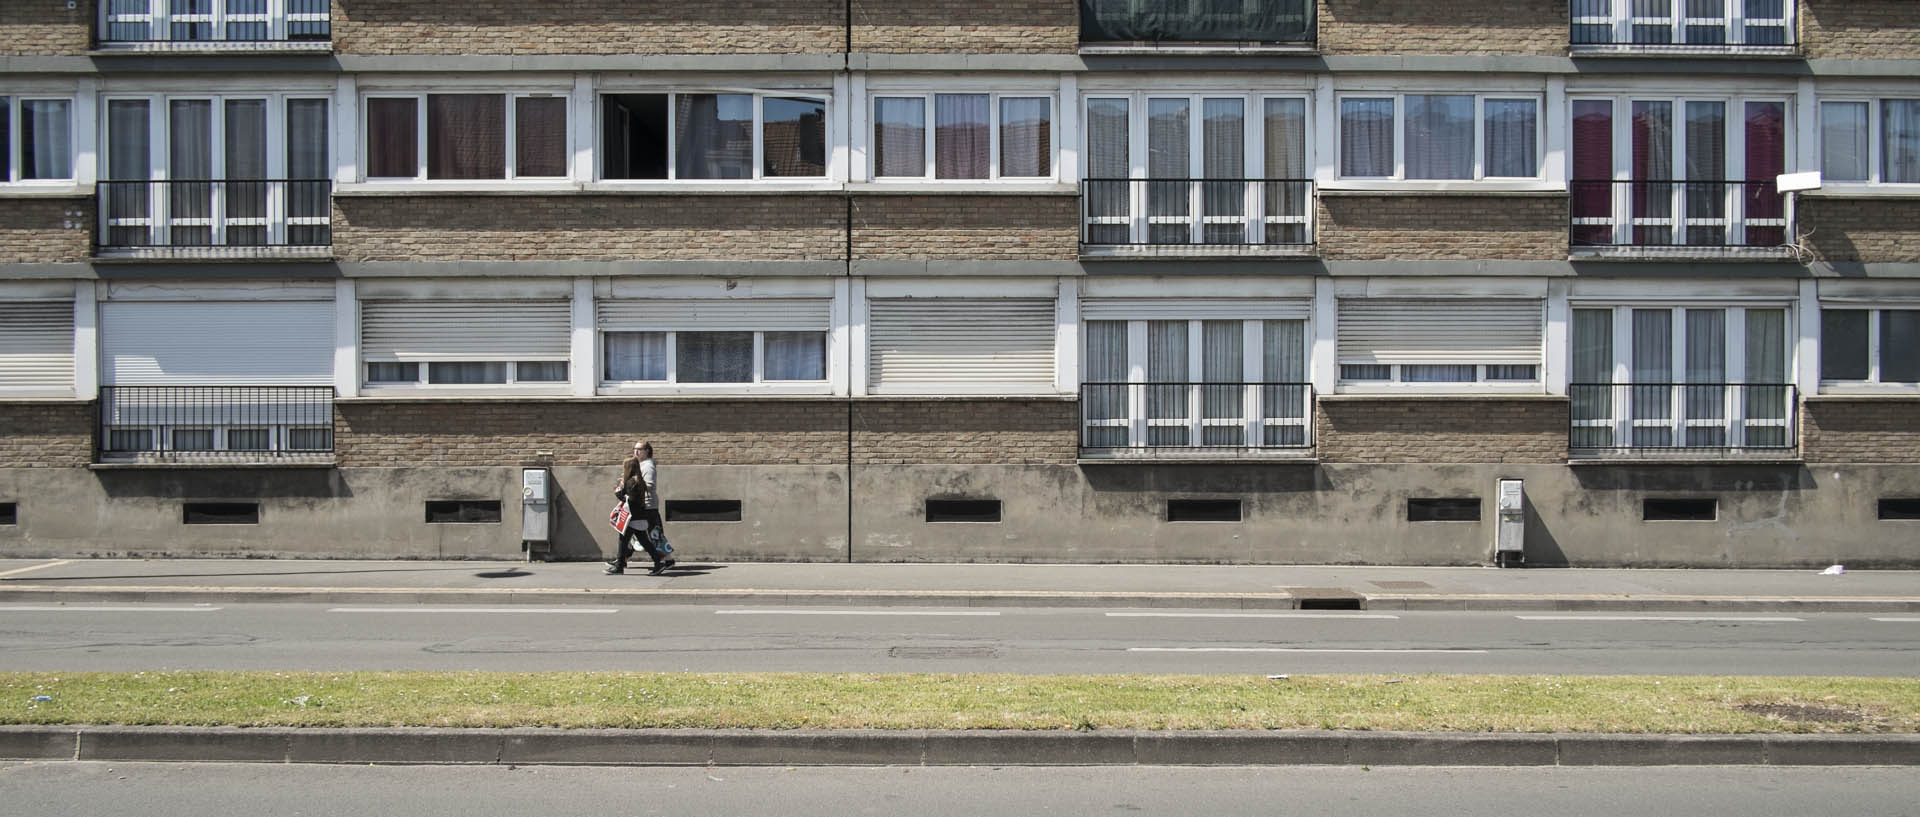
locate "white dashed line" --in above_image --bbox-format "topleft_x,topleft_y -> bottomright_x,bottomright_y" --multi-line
1515,615 -> 1803,622
0,605 -> 221,612
1106,612 -> 1399,620
327,607 -> 618,614
1128,647 -> 1487,654
715,610 -> 1000,617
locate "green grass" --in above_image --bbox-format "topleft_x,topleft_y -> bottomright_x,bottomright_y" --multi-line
4,673 -> 1917,733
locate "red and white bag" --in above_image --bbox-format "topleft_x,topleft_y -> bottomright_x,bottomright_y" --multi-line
608,502 -> 631,534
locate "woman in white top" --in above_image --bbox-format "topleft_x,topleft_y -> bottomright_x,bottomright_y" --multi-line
607,441 -> 673,575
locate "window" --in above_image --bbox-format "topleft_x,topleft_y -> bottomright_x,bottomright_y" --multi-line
359,299 -> 572,390
1336,299 -> 1544,387
1821,100 -> 1920,186
1338,94 -> 1539,180
1080,0 -> 1315,43
1570,306 -> 1793,450
2,97 -> 73,183
365,361 -> 567,386
1569,0 -> 1793,47
1570,96 -> 1788,248
101,0 -> 332,43
365,93 -> 568,181
1083,316 -> 1309,449
603,331 -> 825,384
873,93 -> 1053,180
601,92 -> 827,181
1822,309 -> 1920,385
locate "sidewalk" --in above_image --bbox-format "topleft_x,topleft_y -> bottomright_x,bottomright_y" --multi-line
3,557 -> 1917,612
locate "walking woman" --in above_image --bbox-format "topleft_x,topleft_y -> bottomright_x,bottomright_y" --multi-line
608,441 -> 673,575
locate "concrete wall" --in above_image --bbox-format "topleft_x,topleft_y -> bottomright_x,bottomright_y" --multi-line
331,0 -> 846,55
1316,194 -> 1568,261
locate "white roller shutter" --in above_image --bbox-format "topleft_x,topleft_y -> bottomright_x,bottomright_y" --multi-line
869,298 -> 1055,389
361,300 -> 570,361
597,299 -> 829,332
101,301 -> 333,385
1337,299 -> 1543,364
0,302 -> 75,392
1081,298 -> 1310,321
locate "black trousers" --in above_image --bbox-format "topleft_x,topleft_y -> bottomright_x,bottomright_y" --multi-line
614,506 -> 665,570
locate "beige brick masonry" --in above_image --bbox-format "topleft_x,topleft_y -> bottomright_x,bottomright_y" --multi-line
1802,0 -> 1920,61
1803,398 -> 1920,464
1317,397 -> 1569,464
852,399 -> 1078,465
0,198 -> 93,264
0,1 -> 92,56
1800,198 -> 1920,263
332,0 -> 845,55
1320,0 -> 1563,56
0,402 -> 93,468
851,0 -> 1077,54
851,195 -> 1079,261
1317,194 -> 1567,261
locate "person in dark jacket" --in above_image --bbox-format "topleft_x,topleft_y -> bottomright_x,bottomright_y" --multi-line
607,441 -> 672,575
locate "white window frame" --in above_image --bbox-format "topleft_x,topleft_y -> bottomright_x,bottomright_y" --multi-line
361,360 -> 571,389
1568,302 -> 1798,449
1818,307 -> 1920,393
359,90 -> 574,183
594,90 -> 833,184
1334,93 -> 1544,183
1082,317 -> 1312,450
868,91 -> 1058,182
99,0 -> 329,44
598,329 -> 831,394
1,95 -> 76,185
1570,0 -> 1795,49
1817,97 -> 1920,191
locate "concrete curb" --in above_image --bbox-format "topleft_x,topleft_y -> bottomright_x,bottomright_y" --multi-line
3,726 -> 1917,767
1,585 -> 1917,613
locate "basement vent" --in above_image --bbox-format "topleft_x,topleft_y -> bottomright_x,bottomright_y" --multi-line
1643,498 -> 1716,522
1168,499 -> 1242,523
666,499 -> 743,522
1407,498 -> 1482,522
424,500 -> 501,524
1881,498 -> 1920,521
184,502 -> 260,525
0,503 -> 15,525
925,499 -> 1002,523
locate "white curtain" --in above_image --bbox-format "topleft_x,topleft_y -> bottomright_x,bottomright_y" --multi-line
1631,309 -> 1673,445
1147,98 -> 1190,178
515,97 -> 568,178
169,99 -> 212,179
1882,311 -> 1920,382
514,362 -> 568,383
225,100 -> 265,179
1083,321 -> 1129,445
934,94 -> 989,180
873,97 -> 925,178
1146,320 -> 1188,444
1263,98 -> 1307,242
1085,98 -> 1132,243
427,362 -> 508,385
287,99 -> 328,179
677,331 -> 753,383
1261,320 -> 1306,444
1484,99 -> 1537,178
1884,100 -> 1920,184
998,97 -> 1049,178
1405,95 -> 1472,180
675,93 -> 751,180
20,100 -> 72,180
764,331 -> 826,381
1570,309 -> 1615,446
1820,102 -> 1869,183
1340,98 -> 1393,177
604,332 -> 667,381
1201,321 -> 1243,437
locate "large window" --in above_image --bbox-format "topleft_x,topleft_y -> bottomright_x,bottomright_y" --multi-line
872,93 -> 1053,180
1569,0 -> 1793,47
1,96 -> 73,183
603,331 -> 826,384
1820,100 -> 1920,186
1570,95 -> 1788,248
1082,317 -> 1309,449
1337,94 -> 1539,181
602,92 -> 827,181
1570,305 -> 1792,450
1822,309 -> 1919,385
101,0 -> 332,43
365,93 -> 568,181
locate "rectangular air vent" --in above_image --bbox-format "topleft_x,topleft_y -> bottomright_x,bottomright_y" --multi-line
1643,498 -> 1716,522
1407,498 -> 1481,522
1880,498 -> 1920,521
424,500 -> 502,524
666,499 -> 743,522
0,503 -> 15,525
1168,499 -> 1242,522
926,499 -> 1002,523
184,502 -> 259,525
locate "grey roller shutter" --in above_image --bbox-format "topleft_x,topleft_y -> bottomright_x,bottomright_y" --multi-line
361,300 -> 570,360
1081,298 -> 1310,321
101,301 -> 333,385
598,299 -> 829,332
0,301 -> 75,392
1337,298 -> 1543,364
869,298 -> 1055,390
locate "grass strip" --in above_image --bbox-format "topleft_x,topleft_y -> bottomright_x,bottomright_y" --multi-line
4,672 -> 1917,733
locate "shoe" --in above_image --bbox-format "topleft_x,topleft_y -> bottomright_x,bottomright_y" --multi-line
659,559 -> 676,571
604,566 -> 623,575
647,563 -> 666,575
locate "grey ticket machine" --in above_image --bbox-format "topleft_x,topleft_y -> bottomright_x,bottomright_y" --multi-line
521,467 -> 553,562
1494,478 -> 1524,568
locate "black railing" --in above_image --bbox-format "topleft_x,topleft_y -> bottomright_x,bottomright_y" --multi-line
1082,179 -> 1314,247
97,386 -> 335,461
1569,179 -> 1787,249
1080,0 -> 1316,43
1569,2 -> 1795,49
1080,381 -> 1314,453
100,1 -> 331,44
1568,383 -> 1797,454
98,180 -> 331,249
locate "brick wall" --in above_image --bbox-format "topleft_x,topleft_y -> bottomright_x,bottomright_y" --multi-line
332,0 -> 844,55
1802,0 -> 1920,60
333,195 -> 847,262
0,198 -> 92,264
852,399 -> 1077,465
1799,198 -> 1920,263
1316,397 -> 1569,464
1319,0 -> 1563,56
851,195 -> 1079,260
0,0 -> 92,56
1803,399 -> 1920,464
851,0 -> 1077,53
0,402 -> 93,468
1316,194 -> 1567,261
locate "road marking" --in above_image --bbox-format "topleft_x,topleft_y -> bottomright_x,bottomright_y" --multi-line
0,560 -> 72,579
1515,615 -> 1804,622
1128,647 -> 1487,654
1106,612 -> 1399,620
715,610 -> 1000,617
0,605 -> 220,612
327,607 -> 619,614
1870,617 -> 1920,622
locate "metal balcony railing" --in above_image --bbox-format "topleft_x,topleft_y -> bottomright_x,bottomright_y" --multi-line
98,180 -> 331,250
100,0 -> 331,44
97,386 -> 335,462
1080,381 -> 1314,454
1569,179 -> 1788,250
1568,383 -> 1797,455
1082,179 -> 1314,247
1079,0 -> 1316,43
1569,1 -> 1794,50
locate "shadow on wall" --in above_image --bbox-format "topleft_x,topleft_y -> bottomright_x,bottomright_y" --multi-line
93,468 -> 352,502
545,466 -> 615,562
1568,464 -> 1817,494
1519,489 -> 1566,567
1081,463 -> 1326,494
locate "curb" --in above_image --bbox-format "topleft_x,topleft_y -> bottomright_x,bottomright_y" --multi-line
1,585 -> 1918,613
3,726 -> 1917,767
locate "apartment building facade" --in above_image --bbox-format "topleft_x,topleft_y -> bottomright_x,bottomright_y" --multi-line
1,0 -> 1915,566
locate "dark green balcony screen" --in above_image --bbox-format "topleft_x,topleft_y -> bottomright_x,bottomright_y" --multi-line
1081,0 -> 1315,43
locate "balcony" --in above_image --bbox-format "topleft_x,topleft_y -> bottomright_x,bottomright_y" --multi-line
1569,179 -> 1792,259
1568,383 -> 1798,460
98,0 -> 331,51
1569,1 -> 1796,56
1079,0 -> 1316,50
97,179 -> 332,259
97,386 -> 336,466
1080,381 -> 1315,460
1081,179 -> 1315,257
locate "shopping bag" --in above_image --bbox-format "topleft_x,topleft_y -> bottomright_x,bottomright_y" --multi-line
608,502 -> 631,534
649,525 -> 673,555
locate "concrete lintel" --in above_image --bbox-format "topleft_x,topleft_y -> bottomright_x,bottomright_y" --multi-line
1568,260 -> 1810,278
852,260 -> 1081,277
849,54 -> 1086,73
1807,262 -> 1920,280
91,261 -> 342,279
1079,258 -> 1329,276
0,56 -> 99,74
87,54 -> 340,74
335,54 -> 845,74
0,263 -> 97,280
1804,59 -> 1920,78
336,260 -> 847,279
1325,260 -> 1570,278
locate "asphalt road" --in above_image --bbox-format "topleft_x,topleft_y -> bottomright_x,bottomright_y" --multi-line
5,762 -> 1919,817
2,602 -> 1917,675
